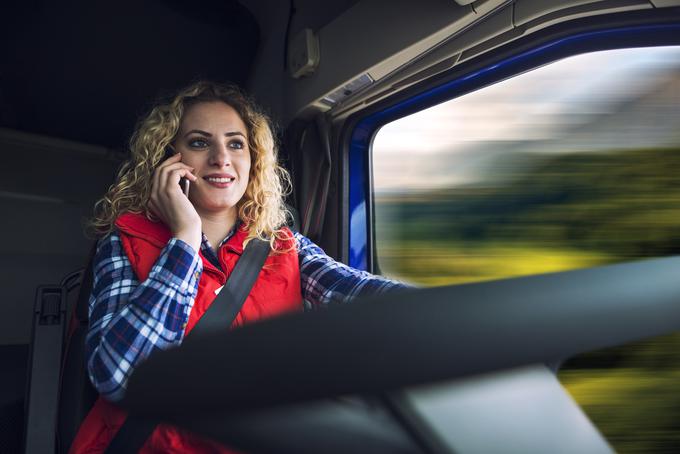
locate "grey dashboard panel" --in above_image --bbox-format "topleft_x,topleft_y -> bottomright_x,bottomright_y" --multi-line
149,365 -> 613,454
169,398 -> 423,454
402,365 -> 613,454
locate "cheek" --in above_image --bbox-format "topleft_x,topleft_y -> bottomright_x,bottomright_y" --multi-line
179,152 -> 201,169
240,155 -> 252,183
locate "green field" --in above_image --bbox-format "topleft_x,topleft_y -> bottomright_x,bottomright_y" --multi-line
374,147 -> 680,453
561,352 -> 680,453
378,241 -> 612,286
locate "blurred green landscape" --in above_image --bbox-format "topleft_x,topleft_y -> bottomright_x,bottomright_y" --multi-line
375,146 -> 680,453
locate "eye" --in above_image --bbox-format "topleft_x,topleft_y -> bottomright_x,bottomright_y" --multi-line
188,138 -> 209,148
229,139 -> 245,150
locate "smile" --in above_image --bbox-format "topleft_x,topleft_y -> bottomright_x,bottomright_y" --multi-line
203,175 -> 236,188
205,177 -> 235,183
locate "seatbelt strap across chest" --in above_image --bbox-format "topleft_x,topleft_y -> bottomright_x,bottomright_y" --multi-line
189,238 -> 270,338
104,237 -> 271,454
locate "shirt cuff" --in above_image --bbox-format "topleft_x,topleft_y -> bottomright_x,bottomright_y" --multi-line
149,237 -> 203,298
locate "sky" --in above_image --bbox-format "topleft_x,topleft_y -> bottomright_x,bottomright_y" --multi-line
372,46 -> 680,191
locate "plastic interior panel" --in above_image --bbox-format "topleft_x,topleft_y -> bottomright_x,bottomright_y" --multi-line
167,399 -> 423,454
24,286 -> 66,454
402,365 -> 613,453
513,0 -> 647,26
652,0 -> 680,6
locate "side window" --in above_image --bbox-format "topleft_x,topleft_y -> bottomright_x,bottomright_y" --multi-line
372,46 -> 680,452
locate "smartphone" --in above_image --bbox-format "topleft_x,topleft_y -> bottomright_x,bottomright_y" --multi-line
180,177 -> 190,197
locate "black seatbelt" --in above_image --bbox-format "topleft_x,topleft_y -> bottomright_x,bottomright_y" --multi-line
104,238 -> 270,454
189,238 -> 270,339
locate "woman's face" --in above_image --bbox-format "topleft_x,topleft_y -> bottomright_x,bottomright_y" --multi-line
174,101 -> 251,217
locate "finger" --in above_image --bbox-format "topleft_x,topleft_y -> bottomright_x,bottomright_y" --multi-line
158,162 -> 196,179
148,198 -> 161,220
154,154 -> 183,188
153,152 -> 179,186
163,166 -> 197,190
151,162 -> 163,201
184,169 -> 198,181
155,163 -> 194,197
151,168 -> 159,202
154,153 -> 181,177
149,197 -> 168,220
160,152 -> 182,165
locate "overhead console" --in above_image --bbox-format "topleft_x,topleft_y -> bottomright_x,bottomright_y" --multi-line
274,0 -> 680,123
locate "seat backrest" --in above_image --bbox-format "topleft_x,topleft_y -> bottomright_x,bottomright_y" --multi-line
57,249 -> 98,454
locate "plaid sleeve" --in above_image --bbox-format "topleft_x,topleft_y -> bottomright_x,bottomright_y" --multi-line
85,231 -> 202,402
296,232 -> 410,310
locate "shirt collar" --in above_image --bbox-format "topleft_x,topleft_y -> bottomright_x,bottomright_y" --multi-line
199,221 -> 241,268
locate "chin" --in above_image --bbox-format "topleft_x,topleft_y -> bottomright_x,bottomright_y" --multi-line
191,197 -> 238,213
209,201 -> 240,212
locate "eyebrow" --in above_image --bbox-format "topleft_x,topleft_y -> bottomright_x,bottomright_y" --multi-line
183,129 -> 246,138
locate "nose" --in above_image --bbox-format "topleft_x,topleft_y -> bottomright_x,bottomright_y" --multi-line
208,142 -> 231,167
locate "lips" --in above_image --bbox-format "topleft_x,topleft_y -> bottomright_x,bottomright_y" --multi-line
203,173 -> 236,188
205,177 -> 235,183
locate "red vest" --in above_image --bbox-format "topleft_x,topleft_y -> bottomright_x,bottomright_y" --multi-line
70,213 -> 302,454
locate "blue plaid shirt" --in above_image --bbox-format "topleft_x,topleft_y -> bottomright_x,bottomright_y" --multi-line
86,229 -> 406,402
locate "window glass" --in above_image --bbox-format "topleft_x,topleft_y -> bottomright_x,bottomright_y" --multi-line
559,332 -> 680,453
372,46 -> 680,453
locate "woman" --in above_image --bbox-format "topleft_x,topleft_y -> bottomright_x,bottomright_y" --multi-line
70,81 -> 404,453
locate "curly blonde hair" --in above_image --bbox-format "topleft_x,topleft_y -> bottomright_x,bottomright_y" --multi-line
89,81 -> 292,250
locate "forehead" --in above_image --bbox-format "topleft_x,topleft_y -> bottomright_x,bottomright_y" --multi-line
180,101 -> 247,134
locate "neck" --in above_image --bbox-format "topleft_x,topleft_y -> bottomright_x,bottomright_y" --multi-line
198,209 -> 238,251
